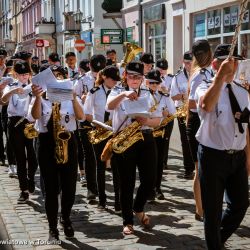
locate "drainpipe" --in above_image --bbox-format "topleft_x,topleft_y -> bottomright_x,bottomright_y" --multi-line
138,0 -> 143,47
52,0 -> 57,52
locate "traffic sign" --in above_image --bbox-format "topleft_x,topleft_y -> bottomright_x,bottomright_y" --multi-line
36,39 -> 44,48
74,39 -> 86,52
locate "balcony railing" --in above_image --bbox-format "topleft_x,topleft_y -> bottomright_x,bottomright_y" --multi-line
63,12 -> 80,33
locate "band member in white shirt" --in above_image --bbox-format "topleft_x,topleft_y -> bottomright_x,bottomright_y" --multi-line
187,40 -> 214,222
146,69 -> 176,200
84,65 -> 121,212
2,61 -> 38,204
170,52 -> 195,178
31,78 -> 84,242
106,61 -> 161,235
195,45 -> 249,250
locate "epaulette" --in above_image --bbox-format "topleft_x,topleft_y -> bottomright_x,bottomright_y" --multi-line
200,68 -> 207,75
167,73 -> 174,78
90,86 -> 100,94
114,85 -> 124,91
77,74 -> 85,81
233,81 -> 249,92
8,81 -> 18,87
158,91 -> 170,97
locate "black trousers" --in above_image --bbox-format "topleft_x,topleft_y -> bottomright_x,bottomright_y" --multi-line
198,145 -> 249,250
2,108 -> 16,165
177,116 -> 195,171
186,111 -> 200,163
113,131 -> 157,226
93,139 -> 120,206
8,117 -> 37,191
37,132 -> 78,230
79,122 -> 97,195
74,130 -> 84,171
162,120 -> 174,167
0,112 -> 5,161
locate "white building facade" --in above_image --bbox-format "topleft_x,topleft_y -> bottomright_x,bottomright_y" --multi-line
122,0 -> 250,73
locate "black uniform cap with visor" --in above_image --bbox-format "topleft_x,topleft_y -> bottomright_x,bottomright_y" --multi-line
90,54 -> 106,72
146,69 -> 162,84
0,49 -> 7,57
140,53 -> 155,64
156,58 -> 168,70
125,61 -> 144,75
213,44 -> 244,60
14,61 -> 31,74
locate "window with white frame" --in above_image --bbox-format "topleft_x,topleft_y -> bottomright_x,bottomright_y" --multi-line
193,2 -> 250,58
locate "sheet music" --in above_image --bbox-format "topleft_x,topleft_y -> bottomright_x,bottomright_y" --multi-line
18,84 -> 32,99
31,68 -> 57,90
0,77 -> 13,85
46,79 -> 73,102
123,94 -> 151,118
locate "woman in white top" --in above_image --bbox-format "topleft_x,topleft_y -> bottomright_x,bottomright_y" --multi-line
30,68 -> 84,242
2,61 -> 38,204
187,40 -> 213,222
146,69 -> 176,200
106,61 -> 161,235
84,65 -> 121,212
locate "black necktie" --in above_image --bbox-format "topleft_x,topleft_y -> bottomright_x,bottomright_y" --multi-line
226,84 -> 244,133
104,90 -> 111,122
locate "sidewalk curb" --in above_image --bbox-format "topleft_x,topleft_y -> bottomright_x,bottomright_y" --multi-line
0,213 -> 13,250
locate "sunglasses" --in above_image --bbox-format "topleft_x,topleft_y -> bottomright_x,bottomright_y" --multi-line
127,74 -> 143,80
149,82 -> 160,85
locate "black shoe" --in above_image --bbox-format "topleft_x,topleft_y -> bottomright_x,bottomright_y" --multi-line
156,189 -> 165,200
17,191 -> 29,204
28,179 -> 35,194
195,213 -> 204,222
183,170 -> 194,179
87,190 -> 97,201
147,192 -> 156,203
48,228 -> 59,242
60,218 -> 74,238
1,158 -> 5,166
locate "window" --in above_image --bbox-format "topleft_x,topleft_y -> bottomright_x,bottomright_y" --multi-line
207,37 -> 221,52
207,9 -> 221,36
241,2 -> 250,31
194,13 -> 206,38
223,5 -> 238,33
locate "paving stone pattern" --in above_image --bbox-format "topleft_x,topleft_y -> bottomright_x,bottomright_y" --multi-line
0,150 -> 249,250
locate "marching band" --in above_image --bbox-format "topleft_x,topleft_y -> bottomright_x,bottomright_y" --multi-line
0,38 -> 249,249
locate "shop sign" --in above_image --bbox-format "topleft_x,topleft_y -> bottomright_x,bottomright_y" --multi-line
81,31 -> 92,44
101,29 -> 123,44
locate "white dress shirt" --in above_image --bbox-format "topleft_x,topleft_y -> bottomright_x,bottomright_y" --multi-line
84,84 -> 113,123
3,81 -> 32,118
106,85 -> 158,133
161,74 -> 174,93
189,67 -> 214,112
195,81 -> 250,150
74,71 -> 95,97
170,69 -> 189,108
31,98 -> 82,133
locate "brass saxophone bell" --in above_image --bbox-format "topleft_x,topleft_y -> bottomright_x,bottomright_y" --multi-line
24,123 -> 39,139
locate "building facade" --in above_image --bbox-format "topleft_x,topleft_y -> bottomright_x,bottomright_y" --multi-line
122,0 -> 250,73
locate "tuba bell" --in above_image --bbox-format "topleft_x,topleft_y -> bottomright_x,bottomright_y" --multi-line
121,42 -> 143,68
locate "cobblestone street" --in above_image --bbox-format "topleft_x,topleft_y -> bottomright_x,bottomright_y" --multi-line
0,149 -> 249,250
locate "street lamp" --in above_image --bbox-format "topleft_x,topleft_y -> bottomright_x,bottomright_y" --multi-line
74,9 -> 83,24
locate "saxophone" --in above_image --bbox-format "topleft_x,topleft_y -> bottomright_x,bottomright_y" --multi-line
88,120 -> 113,144
52,102 -> 71,164
24,123 -> 39,139
152,103 -> 188,138
112,121 -> 144,154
